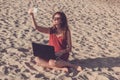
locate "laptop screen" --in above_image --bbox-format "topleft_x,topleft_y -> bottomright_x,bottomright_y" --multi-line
32,42 -> 56,60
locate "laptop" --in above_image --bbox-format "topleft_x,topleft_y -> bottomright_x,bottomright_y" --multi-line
32,42 -> 56,60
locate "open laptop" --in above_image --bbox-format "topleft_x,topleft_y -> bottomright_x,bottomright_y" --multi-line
32,42 -> 56,61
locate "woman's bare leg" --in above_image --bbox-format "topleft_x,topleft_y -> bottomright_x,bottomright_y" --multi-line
34,57 -> 82,72
34,57 -> 68,72
55,59 -> 82,71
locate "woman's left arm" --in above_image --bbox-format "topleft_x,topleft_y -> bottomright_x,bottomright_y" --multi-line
65,29 -> 72,52
56,29 -> 72,57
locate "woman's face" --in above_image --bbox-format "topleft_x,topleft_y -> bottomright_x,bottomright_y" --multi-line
53,14 -> 61,26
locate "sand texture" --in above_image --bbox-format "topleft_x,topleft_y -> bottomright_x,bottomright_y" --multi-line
0,0 -> 120,80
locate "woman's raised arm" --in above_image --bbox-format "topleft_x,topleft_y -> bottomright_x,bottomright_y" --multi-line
28,9 -> 50,34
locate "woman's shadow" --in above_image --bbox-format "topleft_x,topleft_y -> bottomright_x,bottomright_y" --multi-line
71,56 -> 120,69
67,55 -> 120,79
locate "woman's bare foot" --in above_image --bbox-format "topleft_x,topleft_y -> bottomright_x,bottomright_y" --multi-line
61,67 -> 68,72
77,66 -> 82,71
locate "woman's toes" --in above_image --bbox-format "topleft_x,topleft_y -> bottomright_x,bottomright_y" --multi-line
62,67 -> 68,72
77,66 -> 82,71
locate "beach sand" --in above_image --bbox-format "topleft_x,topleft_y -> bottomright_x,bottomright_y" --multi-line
0,0 -> 120,80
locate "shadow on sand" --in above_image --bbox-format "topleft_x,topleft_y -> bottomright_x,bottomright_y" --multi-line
71,57 -> 120,69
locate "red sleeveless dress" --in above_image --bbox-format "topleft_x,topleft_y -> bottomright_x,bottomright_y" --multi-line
49,27 -> 69,61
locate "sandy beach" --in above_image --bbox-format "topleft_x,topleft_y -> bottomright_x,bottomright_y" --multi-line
0,0 -> 120,80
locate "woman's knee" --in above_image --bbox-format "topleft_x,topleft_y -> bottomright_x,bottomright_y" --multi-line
34,57 -> 40,63
34,57 -> 48,66
48,59 -> 56,67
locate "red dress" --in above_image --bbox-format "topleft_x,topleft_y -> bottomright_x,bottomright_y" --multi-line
49,27 -> 69,61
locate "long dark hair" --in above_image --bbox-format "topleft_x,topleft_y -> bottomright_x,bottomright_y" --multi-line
52,12 -> 69,31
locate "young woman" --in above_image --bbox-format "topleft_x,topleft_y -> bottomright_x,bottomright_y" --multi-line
28,9 -> 82,72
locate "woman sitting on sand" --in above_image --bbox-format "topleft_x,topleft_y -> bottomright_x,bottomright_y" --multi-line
28,9 -> 82,72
